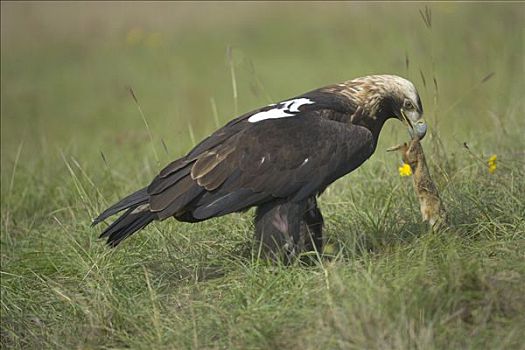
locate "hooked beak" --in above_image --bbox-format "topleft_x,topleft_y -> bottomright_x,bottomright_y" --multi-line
400,109 -> 427,140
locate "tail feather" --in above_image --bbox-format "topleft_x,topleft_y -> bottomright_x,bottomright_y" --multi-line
93,187 -> 155,247
99,207 -> 135,237
99,207 -> 156,247
92,187 -> 148,226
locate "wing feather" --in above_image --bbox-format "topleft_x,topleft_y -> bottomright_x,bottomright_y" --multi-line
191,144 -> 236,180
150,176 -> 197,212
145,88 -> 374,222
148,164 -> 192,195
190,115 -> 372,218
157,182 -> 203,220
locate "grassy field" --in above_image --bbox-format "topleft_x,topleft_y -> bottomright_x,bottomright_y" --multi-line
1,2 -> 524,349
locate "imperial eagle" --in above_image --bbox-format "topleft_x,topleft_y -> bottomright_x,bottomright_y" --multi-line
93,75 -> 427,261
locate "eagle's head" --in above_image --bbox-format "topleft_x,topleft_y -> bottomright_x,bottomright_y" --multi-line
338,75 -> 427,140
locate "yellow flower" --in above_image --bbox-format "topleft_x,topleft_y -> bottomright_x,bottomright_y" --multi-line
488,154 -> 497,174
399,163 -> 412,177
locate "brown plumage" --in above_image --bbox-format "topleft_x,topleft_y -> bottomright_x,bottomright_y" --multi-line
93,75 -> 428,261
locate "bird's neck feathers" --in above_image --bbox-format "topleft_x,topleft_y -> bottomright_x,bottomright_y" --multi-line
343,75 -> 404,117
325,75 -> 407,138
324,76 -> 402,118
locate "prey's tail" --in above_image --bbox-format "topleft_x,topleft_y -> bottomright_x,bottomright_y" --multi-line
92,188 -> 156,247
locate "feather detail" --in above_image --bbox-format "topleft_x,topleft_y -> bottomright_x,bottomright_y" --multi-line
191,145 -> 236,180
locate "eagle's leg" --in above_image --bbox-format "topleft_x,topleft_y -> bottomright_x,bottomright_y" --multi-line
254,200 -> 306,263
254,197 -> 323,263
301,197 -> 324,254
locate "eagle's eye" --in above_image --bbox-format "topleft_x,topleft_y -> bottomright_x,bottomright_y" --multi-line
403,100 -> 415,111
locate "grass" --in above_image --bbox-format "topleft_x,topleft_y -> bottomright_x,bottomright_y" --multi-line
1,2 -> 525,349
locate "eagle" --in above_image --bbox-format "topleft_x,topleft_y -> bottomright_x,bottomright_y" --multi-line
93,74 -> 427,261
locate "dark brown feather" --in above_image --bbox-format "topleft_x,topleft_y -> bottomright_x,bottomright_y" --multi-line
150,175 -> 196,212
158,158 -> 190,178
157,181 -> 203,220
196,158 -> 234,191
191,145 -> 235,180
148,163 -> 192,195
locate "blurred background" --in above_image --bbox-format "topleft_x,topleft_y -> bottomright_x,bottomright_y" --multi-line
2,2 -> 523,176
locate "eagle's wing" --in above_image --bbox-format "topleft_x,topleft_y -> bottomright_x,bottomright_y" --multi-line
148,91 -> 374,221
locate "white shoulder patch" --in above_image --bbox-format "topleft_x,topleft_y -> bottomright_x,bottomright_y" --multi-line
248,98 -> 315,123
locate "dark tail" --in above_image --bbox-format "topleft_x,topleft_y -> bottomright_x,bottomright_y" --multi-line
92,188 -> 149,225
92,187 -> 156,247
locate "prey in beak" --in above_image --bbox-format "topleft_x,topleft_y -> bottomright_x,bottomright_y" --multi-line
399,107 -> 427,140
